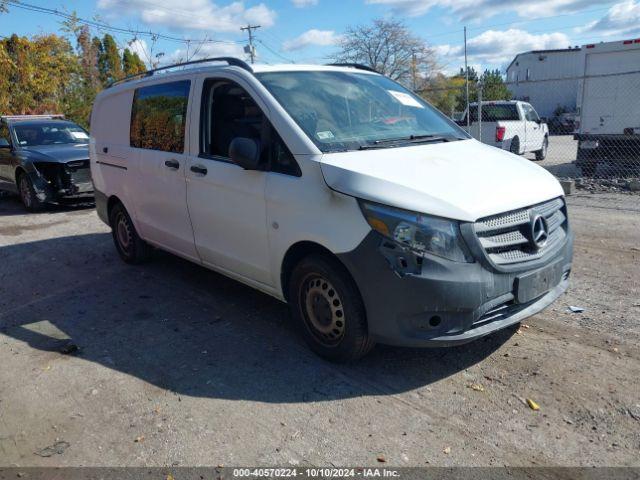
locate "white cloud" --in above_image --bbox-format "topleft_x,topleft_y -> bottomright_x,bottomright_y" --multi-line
435,29 -> 571,70
282,29 -> 342,51
578,0 -> 640,36
366,0 -> 605,21
292,0 -> 319,6
97,0 -> 277,32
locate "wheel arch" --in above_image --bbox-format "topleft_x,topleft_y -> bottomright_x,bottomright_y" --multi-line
14,166 -> 26,187
106,194 -> 123,220
280,240 -> 356,302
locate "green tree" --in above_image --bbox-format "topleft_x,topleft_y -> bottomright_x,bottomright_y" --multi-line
122,48 -> 146,77
419,73 -> 466,117
0,34 -> 78,115
98,33 -> 123,85
480,69 -> 511,101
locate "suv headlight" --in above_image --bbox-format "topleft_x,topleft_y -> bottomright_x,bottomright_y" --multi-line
359,200 -> 473,263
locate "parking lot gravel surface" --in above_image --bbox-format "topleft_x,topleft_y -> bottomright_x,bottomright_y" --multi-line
0,193 -> 639,467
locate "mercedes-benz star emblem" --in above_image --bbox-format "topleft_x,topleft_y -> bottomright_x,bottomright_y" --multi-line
530,215 -> 549,249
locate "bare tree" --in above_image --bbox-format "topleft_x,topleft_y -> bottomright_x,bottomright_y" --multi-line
333,19 -> 437,88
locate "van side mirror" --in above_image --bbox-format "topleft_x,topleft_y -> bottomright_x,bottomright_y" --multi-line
229,137 -> 260,170
0,138 -> 10,148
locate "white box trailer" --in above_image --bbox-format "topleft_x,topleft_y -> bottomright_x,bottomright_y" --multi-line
575,38 -> 640,175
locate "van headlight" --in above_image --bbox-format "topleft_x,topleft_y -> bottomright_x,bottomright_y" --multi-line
359,200 -> 473,263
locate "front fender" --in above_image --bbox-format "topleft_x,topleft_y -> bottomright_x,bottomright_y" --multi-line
19,160 -> 53,201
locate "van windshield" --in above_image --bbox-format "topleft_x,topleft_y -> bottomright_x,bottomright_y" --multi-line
256,71 -> 468,152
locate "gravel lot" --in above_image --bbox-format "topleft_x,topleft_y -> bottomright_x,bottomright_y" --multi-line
0,193 -> 639,467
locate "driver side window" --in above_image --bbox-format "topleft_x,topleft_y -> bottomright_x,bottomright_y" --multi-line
200,79 -> 300,177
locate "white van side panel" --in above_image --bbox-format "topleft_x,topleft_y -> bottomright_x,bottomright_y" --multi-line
265,156 -> 371,296
90,88 -> 140,222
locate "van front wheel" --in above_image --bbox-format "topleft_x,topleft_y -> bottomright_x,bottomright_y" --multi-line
109,203 -> 151,264
289,254 -> 374,362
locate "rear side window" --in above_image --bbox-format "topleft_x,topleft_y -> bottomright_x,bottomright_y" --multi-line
468,104 -> 519,122
130,80 -> 190,153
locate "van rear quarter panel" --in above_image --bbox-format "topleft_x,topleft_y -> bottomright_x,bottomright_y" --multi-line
90,88 -> 139,222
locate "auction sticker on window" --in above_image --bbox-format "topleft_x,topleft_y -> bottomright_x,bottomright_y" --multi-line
317,131 -> 335,140
387,90 -> 424,108
71,131 -> 89,140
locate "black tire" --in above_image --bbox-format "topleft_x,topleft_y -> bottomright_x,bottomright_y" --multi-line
288,254 -> 374,362
109,202 -> 152,264
17,172 -> 44,212
509,136 -> 521,155
535,136 -> 548,161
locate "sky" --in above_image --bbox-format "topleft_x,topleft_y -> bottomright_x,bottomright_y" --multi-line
1,0 -> 639,75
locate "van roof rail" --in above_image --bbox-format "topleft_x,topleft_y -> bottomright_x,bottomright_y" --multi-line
326,63 -> 378,73
109,57 -> 253,88
1,114 -> 66,122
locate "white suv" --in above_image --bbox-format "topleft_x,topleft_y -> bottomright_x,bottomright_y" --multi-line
90,58 -> 573,361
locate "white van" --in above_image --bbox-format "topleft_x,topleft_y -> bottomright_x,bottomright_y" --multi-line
90,58 -> 573,361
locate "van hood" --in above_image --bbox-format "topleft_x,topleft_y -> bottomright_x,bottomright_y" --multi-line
320,138 -> 563,222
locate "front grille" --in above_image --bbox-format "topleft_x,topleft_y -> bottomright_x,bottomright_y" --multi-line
474,197 -> 567,266
34,160 -> 92,192
66,160 -> 91,185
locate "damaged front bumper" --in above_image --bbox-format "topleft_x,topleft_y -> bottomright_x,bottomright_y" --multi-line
28,161 -> 94,204
337,229 -> 573,348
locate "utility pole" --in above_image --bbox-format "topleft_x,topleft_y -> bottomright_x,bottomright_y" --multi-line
241,24 -> 261,64
464,26 -> 469,130
411,51 -> 417,92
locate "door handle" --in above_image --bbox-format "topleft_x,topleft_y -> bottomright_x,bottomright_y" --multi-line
190,165 -> 207,175
165,159 -> 180,169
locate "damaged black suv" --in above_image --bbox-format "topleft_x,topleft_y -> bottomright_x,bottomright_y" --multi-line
0,115 -> 93,211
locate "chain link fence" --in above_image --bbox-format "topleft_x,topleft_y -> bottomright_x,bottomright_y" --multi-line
420,71 -> 640,212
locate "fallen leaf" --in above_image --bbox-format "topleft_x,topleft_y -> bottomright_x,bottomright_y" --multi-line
443,446 -> 451,454
134,435 -> 145,443
521,324 -> 530,329
34,441 -> 70,457
376,455 -> 386,463
527,398 -> 540,411
468,383 -> 485,392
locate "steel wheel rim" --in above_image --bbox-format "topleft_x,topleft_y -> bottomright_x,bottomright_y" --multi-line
300,274 -> 345,346
116,212 -> 132,251
19,177 -> 32,207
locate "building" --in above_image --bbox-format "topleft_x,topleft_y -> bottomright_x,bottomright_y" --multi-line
505,48 -> 583,118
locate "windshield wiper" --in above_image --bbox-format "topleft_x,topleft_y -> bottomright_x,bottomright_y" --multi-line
359,134 -> 454,150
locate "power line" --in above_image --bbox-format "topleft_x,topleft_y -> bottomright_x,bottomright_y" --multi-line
3,0 -> 243,46
255,39 -> 295,64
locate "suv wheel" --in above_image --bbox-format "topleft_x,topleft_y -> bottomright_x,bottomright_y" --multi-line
18,173 -> 44,212
289,254 -> 374,362
535,136 -> 548,161
109,203 -> 151,264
